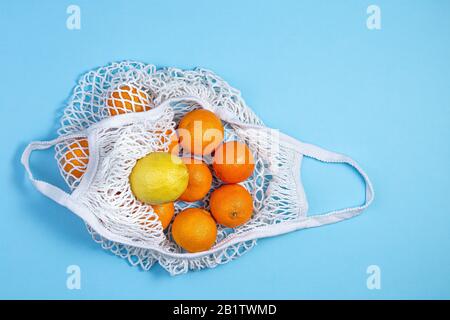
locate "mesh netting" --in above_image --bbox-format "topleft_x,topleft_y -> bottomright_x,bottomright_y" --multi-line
55,61 -> 305,275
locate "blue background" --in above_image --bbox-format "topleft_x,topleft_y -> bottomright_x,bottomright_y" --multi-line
1,0 -> 449,299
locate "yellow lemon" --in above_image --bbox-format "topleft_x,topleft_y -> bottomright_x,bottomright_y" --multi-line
130,152 -> 189,205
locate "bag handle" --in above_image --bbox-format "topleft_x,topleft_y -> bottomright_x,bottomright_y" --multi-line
293,139 -> 375,228
21,133 -> 86,206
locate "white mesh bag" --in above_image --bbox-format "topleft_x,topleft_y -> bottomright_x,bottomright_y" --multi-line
21,61 -> 374,275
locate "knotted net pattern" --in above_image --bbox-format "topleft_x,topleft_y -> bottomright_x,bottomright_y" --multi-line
55,61 -> 304,275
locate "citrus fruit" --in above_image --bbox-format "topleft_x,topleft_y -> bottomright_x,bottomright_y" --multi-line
139,202 -> 175,230
213,141 -> 255,183
106,84 -> 152,116
210,184 -> 253,228
179,158 -> 212,202
158,130 -> 179,155
61,138 -> 89,179
167,132 -> 180,155
178,109 -> 224,155
151,202 -> 175,230
172,208 -> 217,253
129,152 -> 189,205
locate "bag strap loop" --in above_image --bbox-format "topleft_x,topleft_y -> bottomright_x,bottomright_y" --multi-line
21,133 -> 86,206
293,140 -> 375,227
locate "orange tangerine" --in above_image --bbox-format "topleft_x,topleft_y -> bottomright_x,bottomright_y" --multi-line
106,84 -> 152,116
213,141 -> 255,183
210,184 -> 253,228
150,202 -> 175,230
157,130 -> 180,155
179,158 -> 212,202
61,138 -> 89,179
178,109 -> 224,155
172,208 -> 217,253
